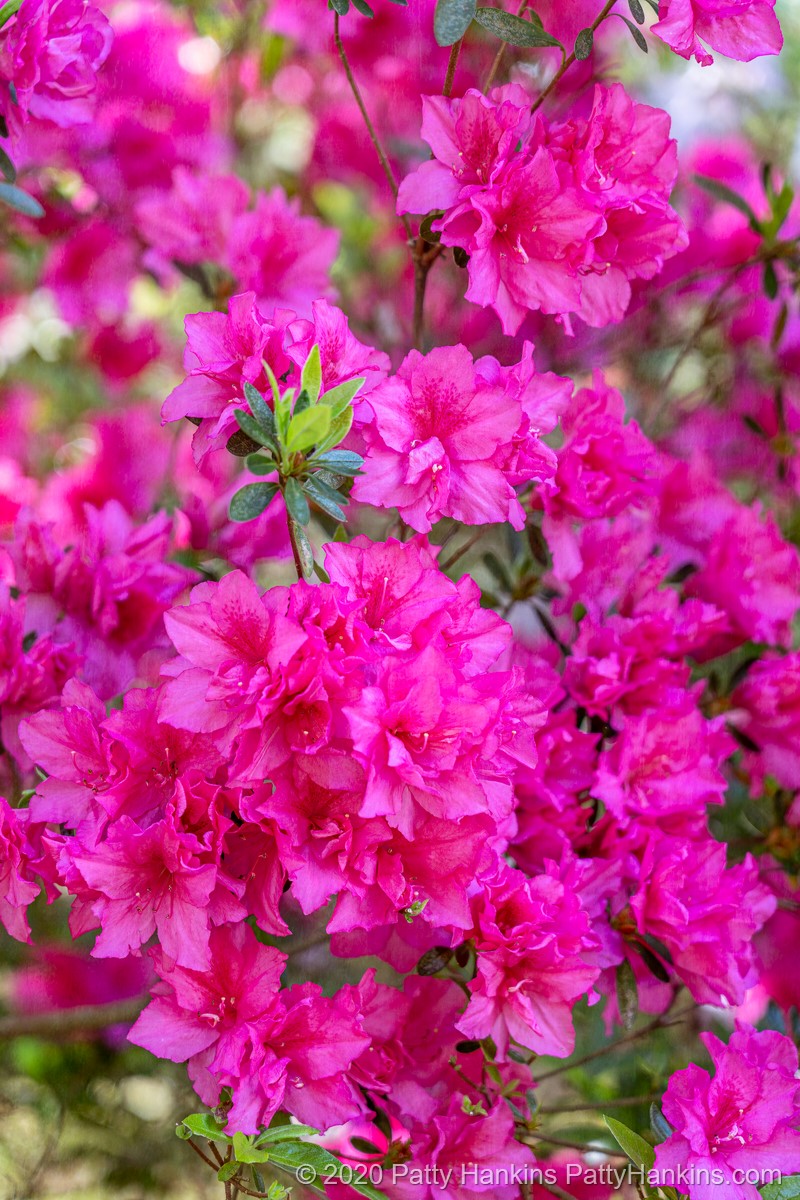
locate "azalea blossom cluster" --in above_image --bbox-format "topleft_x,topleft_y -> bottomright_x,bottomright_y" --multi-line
0,0 -> 799,1198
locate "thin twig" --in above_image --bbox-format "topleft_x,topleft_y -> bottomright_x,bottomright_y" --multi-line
0,998 -> 144,1040
185,1138 -> 220,1173
443,37 -> 463,97
438,528 -> 486,572
533,1005 -> 695,1084
531,0 -> 616,114
482,0 -> 527,91
524,1132 -> 628,1158
542,1093 -> 661,1114
333,13 -> 412,240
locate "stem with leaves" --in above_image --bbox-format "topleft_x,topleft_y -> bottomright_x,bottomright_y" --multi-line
531,0 -> 617,114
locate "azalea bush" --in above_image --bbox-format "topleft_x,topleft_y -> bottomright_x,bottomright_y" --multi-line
1,0 -> 800,1198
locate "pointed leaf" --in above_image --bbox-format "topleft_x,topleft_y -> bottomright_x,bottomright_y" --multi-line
0,144 -> 15,182
313,449 -> 363,476
628,0 -> 645,22
303,476 -> 347,522
229,482 -> 278,522
181,1113 -> 231,1142
603,1116 -> 655,1172
288,517 -> 314,579
243,382 -> 276,434
245,453 -> 278,476
315,404 -> 354,454
694,174 -> 761,231
284,477 -> 310,525
286,405 -> 331,453
301,345 -> 322,404
255,1125 -> 319,1146
474,7 -> 562,47
235,408 -> 277,450
619,14 -> 648,50
0,182 -> 44,217
320,376 -> 365,417
650,1104 -> 673,1144
574,27 -> 594,58
434,0 -> 476,46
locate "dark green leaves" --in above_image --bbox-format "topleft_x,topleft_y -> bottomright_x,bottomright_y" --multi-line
650,1103 -> 673,1143
694,174 -> 761,230
574,27 -> 594,59
628,0 -> 645,22
0,145 -> 15,182
615,958 -> 639,1031
229,482 -> 279,522
619,14 -> 648,51
474,7 -> 562,48
434,0 -> 476,46
760,1176 -> 800,1200
283,477 -> 310,525
0,182 -> 44,217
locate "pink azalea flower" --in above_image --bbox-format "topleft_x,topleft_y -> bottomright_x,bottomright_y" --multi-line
653,0 -> 782,67
0,0 -> 112,137
631,836 -> 776,1005
354,343 -> 565,533
11,503 -> 194,699
731,652 -> 800,791
593,696 -> 733,836
65,811 -> 243,968
0,798 -> 43,942
457,863 -> 600,1060
130,924 -> 368,1134
227,188 -> 339,314
652,1026 -> 800,1200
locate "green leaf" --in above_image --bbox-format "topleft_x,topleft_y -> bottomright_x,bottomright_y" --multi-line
313,449 -> 363,476
315,404 -> 354,454
0,182 -> 44,217
243,382 -> 276,434
284,477 -> 311,525
627,0 -> 645,22
303,475 -> 347,522
619,14 -> 647,50
320,376 -> 365,418
0,144 -> 15,182
288,517 -> 315,579
603,1116 -> 655,1172
180,1113 -> 232,1142
761,1176 -> 800,1200
474,7 -> 562,47
574,26 -> 594,58
233,1131 -> 272,1163
235,408 -> 277,450
273,388 -> 293,442
293,388 -> 312,416
175,1123 -> 193,1140
286,405 -> 331,454
764,260 -> 779,300
301,345 -> 323,404
693,174 -> 761,232
255,1125 -> 319,1146
229,482 -> 279,522
0,0 -> 22,28
650,1103 -> 673,1143
434,0 -> 476,46
351,0 -> 374,13
615,958 -> 639,1031
329,0 -> 349,14
419,212 -> 443,243
245,453 -> 278,476
217,1162 -> 240,1182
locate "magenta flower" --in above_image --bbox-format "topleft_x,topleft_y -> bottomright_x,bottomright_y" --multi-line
652,1026 -> 800,1200
0,0 -> 112,137
354,343 -> 566,532
631,836 -> 775,1005
732,652 -> 800,790
0,798 -> 43,942
458,864 -> 600,1060
653,0 -> 782,66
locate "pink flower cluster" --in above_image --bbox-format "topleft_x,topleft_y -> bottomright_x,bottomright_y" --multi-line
398,83 -> 687,334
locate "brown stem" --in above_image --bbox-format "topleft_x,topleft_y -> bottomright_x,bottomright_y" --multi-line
482,0 -> 527,91
333,13 -> 412,241
185,1138 -> 220,1173
533,1004 -> 695,1084
411,239 -> 445,350
523,1132 -> 628,1157
542,1093 -> 661,1114
443,37 -> 463,98
0,998 -> 144,1040
438,527 -> 486,572
531,0 -> 616,114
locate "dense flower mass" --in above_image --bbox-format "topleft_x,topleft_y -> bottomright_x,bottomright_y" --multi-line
0,0 -> 797,1194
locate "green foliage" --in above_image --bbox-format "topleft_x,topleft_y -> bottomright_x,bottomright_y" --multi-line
473,7 -> 562,49
0,182 -> 44,217
574,27 -> 594,59
434,0 -> 476,46
228,345 -> 365,578
761,1176 -> 800,1200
